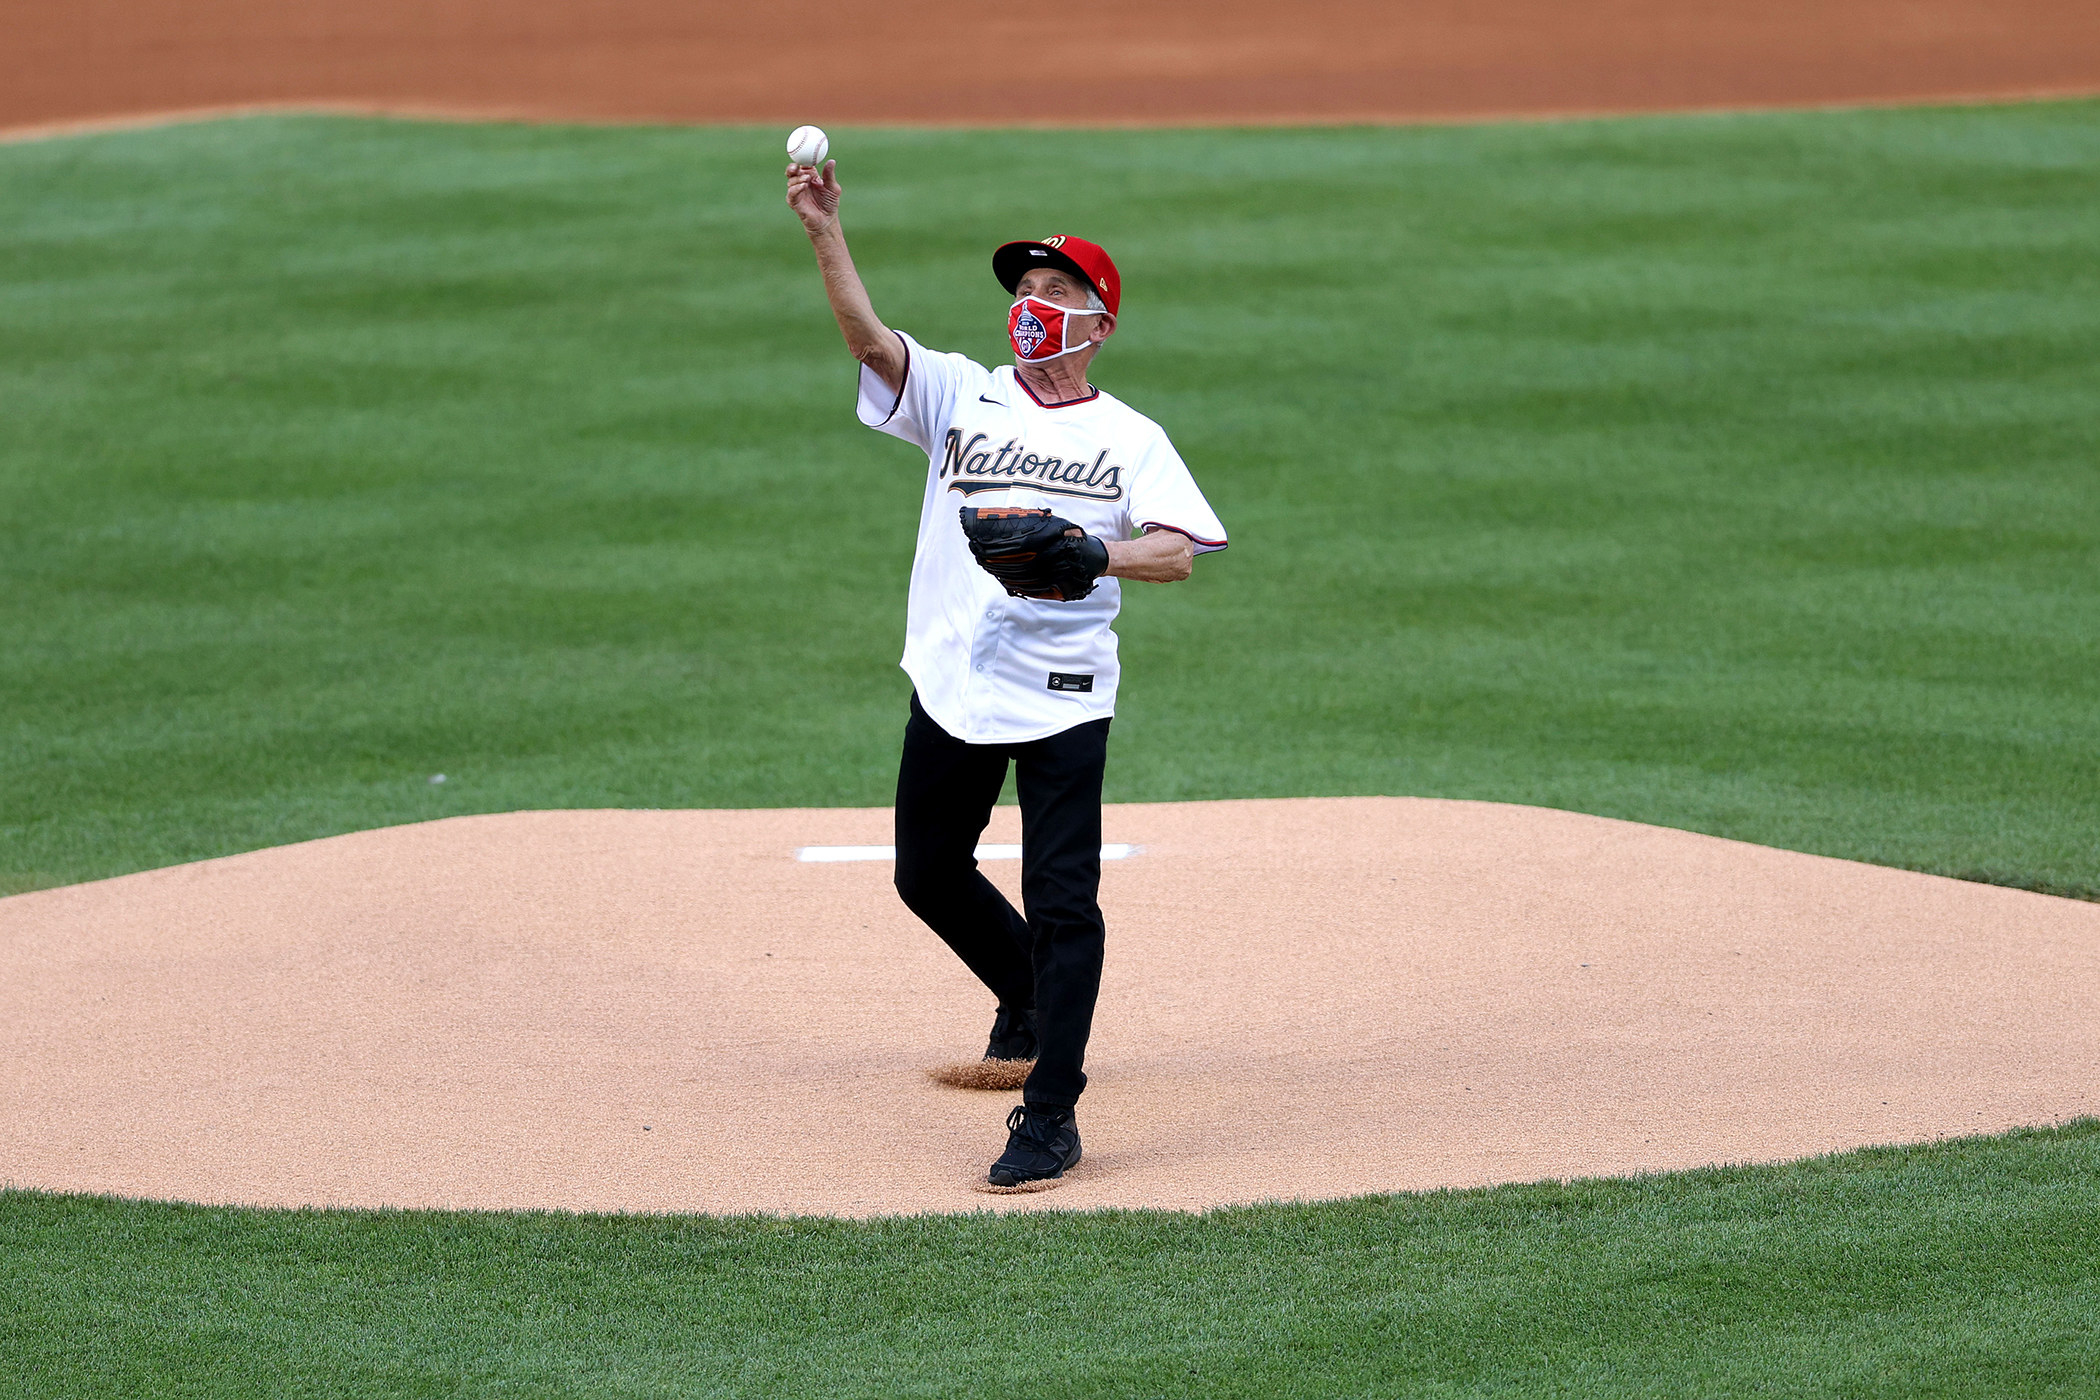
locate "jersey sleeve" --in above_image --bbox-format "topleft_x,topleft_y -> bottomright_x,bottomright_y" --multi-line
854,330 -> 985,454
1123,431 -> 1228,554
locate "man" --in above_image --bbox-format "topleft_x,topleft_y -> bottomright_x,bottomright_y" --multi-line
786,156 -> 1227,1190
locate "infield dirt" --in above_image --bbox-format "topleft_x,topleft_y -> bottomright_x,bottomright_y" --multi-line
8,0 -> 2100,137
4,798 -> 2094,1216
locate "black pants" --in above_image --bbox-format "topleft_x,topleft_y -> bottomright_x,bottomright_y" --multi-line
893,692 -> 1110,1110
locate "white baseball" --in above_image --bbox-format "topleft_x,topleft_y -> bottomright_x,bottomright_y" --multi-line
786,125 -> 829,168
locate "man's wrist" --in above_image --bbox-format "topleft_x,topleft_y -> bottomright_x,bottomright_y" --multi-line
1102,529 -> 1194,583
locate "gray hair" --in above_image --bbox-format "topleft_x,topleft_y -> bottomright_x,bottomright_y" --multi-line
1084,285 -> 1107,313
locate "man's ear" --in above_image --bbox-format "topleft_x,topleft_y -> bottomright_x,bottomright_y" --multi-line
1091,312 -> 1116,344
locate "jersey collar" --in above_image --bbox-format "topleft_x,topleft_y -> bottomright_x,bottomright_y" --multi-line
1012,369 -> 1101,410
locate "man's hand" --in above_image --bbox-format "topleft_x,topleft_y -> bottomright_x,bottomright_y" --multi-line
786,159 -> 841,235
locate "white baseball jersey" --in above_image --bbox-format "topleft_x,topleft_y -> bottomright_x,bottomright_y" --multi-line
857,331 -> 1228,744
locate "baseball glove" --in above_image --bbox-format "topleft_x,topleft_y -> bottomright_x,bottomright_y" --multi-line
959,506 -> 1111,602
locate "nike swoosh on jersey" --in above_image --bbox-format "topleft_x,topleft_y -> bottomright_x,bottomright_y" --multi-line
978,394 -> 1001,405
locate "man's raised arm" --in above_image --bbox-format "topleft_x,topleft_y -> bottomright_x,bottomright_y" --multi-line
786,160 -> 906,394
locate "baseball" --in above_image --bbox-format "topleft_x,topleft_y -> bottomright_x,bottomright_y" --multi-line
786,125 -> 829,168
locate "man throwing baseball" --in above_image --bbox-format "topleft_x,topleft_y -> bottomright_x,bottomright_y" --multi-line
787,156 -> 1227,1190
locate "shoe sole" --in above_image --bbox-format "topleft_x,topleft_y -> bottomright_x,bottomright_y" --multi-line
929,1057 -> 1034,1091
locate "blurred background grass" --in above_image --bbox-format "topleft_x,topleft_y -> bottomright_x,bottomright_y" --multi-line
4,105 -> 2096,895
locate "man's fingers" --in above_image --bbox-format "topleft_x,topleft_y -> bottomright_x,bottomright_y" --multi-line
784,162 -> 838,216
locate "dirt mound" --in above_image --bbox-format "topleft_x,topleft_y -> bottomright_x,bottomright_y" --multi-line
4,798 -> 2094,1216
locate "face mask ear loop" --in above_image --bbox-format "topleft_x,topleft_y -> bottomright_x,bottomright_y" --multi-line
1028,339 -> 1097,363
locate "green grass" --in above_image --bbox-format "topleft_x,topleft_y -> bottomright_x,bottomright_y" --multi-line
3,105 -> 2098,895
5,1123 -> 2097,1398
5,107 -> 2099,1394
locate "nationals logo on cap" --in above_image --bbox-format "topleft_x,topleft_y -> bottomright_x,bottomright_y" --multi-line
992,235 -> 1122,316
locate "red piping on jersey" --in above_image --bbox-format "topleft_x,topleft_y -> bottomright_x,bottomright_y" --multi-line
1139,521 -> 1229,550
869,332 -> 911,427
1014,372 -> 1100,410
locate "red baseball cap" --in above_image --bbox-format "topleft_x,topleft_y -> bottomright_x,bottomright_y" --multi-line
992,235 -> 1121,316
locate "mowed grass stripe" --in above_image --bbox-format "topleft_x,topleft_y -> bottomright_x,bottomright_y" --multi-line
4,1124 -> 2098,1398
3,107 -> 2098,896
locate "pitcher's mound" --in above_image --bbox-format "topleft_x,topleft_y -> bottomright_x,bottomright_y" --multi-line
3,798 -> 2096,1216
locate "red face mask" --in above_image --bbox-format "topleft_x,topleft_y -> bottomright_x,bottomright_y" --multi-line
1008,295 -> 1102,362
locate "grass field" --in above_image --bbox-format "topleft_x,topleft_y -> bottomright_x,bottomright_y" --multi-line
4,104 -> 2099,1395
4,105 -> 2098,897
5,1125 -> 2099,1398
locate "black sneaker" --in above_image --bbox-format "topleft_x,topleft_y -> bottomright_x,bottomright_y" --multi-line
984,1104 -> 1081,1190
985,1005 -> 1039,1062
